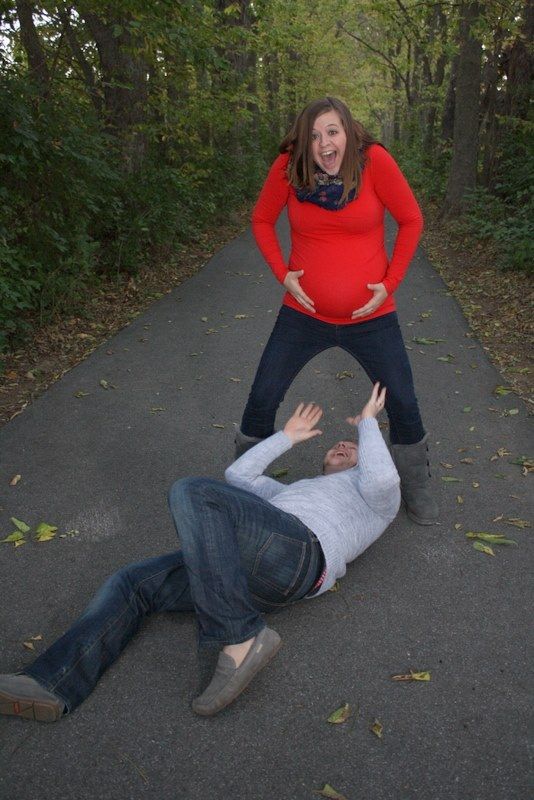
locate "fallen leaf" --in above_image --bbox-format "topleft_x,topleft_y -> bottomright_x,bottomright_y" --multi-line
370,719 -> 384,739
440,462 -> 453,469
229,377 -> 241,382
462,406 -> 472,413
472,541 -> 495,556
74,391 -> 90,398
1,531 -> 25,544
234,314 -> 249,319
466,532 -> 517,545
437,354 -> 454,362
391,671 -> 431,682
10,474 -> 22,486
327,703 -> 351,724
412,337 -> 445,345
314,784 -> 349,800
200,316 -> 208,322
14,539 -> 26,547
420,311 -> 432,319
454,523 -> 462,530
442,477 -> 462,482
34,522 -> 58,542
472,482 -> 480,488
212,424 -> 225,429
329,581 -> 340,593
493,385 -> 513,396
505,408 -> 519,416
205,328 -> 218,335
457,495 -> 464,504
460,458 -> 474,464
100,379 -> 109,389
503,518 -> 530,529
22,641 -> 35,651
336,370 -> 354,380
10,517 -> 30,534
271,468 -> 289,478
30,634 -> 42,641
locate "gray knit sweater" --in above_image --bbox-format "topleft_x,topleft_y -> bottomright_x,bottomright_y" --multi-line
225,418 -> 401,595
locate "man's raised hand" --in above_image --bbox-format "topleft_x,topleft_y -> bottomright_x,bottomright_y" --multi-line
346,382 -> 386,427
283,403 -> 323,445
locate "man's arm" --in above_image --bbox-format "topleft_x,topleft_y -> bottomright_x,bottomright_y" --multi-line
225,431 -> 294,500
347,383 -> 400,518
225,403 -> 323,500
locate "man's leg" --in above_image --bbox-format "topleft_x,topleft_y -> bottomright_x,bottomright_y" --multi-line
240,306 -> 333,442
168,477 -> 322,714
0,552 -> 194,720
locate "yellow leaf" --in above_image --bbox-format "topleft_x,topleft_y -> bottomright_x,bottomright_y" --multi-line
35,522 -> 58,542
391,671 -> 431,682
454,523 -> 462,530
315,784 -> 349,800
457,495 -> 464,504
327,703 -> 351,724
503,517 -> 530,529
370,719 -> 384,739
22,641 -> 35,651
14,539 -> 26,547
472,541 -> 495,556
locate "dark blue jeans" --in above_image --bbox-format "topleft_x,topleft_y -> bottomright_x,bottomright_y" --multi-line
24,478 -> 322,713
241,306 -> 425,445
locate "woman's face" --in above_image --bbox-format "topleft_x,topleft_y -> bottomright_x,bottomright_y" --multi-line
310,110 -> 347,175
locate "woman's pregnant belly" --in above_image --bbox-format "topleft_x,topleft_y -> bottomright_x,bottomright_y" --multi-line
288,243 -> 389,320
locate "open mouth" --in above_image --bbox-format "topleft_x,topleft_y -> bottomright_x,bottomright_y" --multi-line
320,150 -> 337,171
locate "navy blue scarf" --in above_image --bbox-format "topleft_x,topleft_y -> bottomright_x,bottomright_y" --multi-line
295,168 -> 356,210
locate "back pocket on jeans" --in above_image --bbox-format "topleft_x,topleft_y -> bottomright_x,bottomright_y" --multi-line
250,532 -> 307,597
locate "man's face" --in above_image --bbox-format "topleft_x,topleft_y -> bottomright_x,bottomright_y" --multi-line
323,441 -> 358,475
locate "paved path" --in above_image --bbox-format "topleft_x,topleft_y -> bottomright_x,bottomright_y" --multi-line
0,216 -> 532,800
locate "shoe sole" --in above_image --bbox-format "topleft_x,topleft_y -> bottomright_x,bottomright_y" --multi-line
404,502 -> 439,526
0,690 -> 62,722
192,636 -> 282,716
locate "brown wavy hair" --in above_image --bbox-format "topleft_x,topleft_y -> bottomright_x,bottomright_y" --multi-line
279,97 -> 378,203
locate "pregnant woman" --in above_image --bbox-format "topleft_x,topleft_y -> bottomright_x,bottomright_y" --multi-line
236,96 -> 438,525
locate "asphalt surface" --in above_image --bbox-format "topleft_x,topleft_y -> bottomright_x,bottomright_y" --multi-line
0,215 -> 532,800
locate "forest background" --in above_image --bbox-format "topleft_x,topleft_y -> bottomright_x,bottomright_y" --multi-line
0,0 -> 532,421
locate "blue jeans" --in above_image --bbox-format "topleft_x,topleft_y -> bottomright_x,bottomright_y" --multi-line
241,306 -> 425,445
24,478 -> 322,713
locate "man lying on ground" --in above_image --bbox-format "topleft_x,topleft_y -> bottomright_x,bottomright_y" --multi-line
0,383 -> 400,721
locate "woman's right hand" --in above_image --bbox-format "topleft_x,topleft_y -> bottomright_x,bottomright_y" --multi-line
283,270 -> 316,313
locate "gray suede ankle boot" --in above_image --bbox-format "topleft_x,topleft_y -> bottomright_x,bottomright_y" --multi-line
234,427 -> 263,459
391,435 -> 439,525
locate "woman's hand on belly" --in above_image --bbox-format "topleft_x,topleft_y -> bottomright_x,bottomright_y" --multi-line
351,282 -> 388,319
283,270 -> 316,313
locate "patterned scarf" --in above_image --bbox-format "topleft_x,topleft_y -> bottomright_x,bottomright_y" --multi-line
295,168 -> 356,211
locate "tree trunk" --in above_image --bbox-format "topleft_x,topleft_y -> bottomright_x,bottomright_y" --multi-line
503,0 -> 534,120
441,54 -> 459,141
15,0 -> 50,95
83,9 -> 149,172
441,2 -> 483,218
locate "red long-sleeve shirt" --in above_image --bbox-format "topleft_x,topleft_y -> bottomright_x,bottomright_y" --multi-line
251,144 -> 424,324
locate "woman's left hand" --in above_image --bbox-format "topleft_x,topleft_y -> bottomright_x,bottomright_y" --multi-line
351,283 -> 388,319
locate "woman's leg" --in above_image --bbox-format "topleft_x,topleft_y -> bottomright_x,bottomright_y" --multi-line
338,313 -> 437,524
22,552 -> 194,713
338,313 -> 425,445
240,306 -> 334,439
